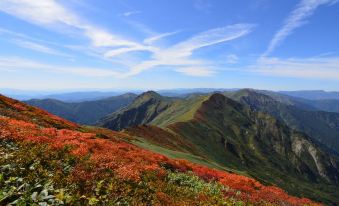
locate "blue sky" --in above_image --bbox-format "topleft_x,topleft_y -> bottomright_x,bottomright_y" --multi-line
0,0 -> 339,91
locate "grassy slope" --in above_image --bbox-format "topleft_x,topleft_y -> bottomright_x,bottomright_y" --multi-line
151,95 -> 209,127
225,89 -> 339,154
128,93 -> 339,205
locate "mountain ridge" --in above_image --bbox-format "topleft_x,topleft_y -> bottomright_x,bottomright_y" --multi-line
25,93 -> 137,125
99,91 -> 339,204
0,93 -> 321,205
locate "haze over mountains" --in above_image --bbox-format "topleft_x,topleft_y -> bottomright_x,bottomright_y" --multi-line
25,93 -> 137,124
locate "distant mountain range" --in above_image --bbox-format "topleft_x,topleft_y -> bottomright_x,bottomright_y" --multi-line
25,93 -> 137,124
279,90 -> 339,100
23,88 -> 339,152
3,88 -> 339,101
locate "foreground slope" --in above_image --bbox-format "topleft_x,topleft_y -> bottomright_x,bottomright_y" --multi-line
0,94 -> 78,130
102,91 -> 339,205
25,93 -> 137,125
0,94 -> 319,205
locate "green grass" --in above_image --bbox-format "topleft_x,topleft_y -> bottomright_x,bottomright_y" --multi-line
151,95 -> 209,127
130,138 -> 247,176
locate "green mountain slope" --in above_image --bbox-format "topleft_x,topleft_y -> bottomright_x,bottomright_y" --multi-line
301,99 -> 339,113
25,93 -> 137,125
226,89 -> 339,154
100,91 -> 339,204
98,91 -> 176,130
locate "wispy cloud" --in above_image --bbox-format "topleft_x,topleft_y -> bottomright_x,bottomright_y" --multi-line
226,54 -> 239,64
12,39 -> 71,57
0,0 -> 253,77
122,11 -> 140,17
193,0 -> 213,13
251,56 -> 339,80
0,56 -> 121,77
0,0 -> 147,53
144,31 -> 180,45
176,67 -> 216,77
263,0 -> 338,56
124,24 -> 255,77
155,24 -> 255,60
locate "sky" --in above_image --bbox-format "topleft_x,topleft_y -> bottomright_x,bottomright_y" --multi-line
0,0 -> 339,91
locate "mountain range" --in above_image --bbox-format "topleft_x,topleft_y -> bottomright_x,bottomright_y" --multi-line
4,88 -> 339,204
0,93 -> 324,205
25,93 -> 136,124
98,90 -> 339,204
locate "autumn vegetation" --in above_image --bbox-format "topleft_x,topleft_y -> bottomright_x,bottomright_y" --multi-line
0,95 -> 321,205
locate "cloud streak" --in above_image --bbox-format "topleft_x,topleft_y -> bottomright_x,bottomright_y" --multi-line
0,0 -> 253,77
124,24 -> 254,77
0,0 -> 149,54
12,39 -> 71,57
176,67 -> 216,77
251,56 -> 339,80
263,0 -> 338,56
154,24 -> 254,60
143,31 -> 180,45
122,11 -> 140,17
0,56 -> 121,77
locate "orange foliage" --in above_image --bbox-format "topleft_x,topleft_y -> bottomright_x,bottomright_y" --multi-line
0,94 -> 78,129
0,116 -> 321,206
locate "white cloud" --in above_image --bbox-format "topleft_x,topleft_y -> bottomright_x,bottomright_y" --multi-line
122,24 -> 254,77
176,67 -> 216,77
0,56 -> 121,77
251,56 -> 339,80
193,0 -> 213,13
104,45 -> 157,58
0,0 -> 253,78
155,24 -> 254,60
12,39 -> 71,57
263,0 -> 338,56
122,11 -> 140,17
226,54 -> 239,64
0,0 -> 146,53
143,31 -> 180,45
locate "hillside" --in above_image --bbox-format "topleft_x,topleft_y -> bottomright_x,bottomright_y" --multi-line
226,89 -> 339,154
101,91 -> 339,205
0,94 -> 78,130
300,99 -> 339,114
98,91 -> 176,130
25,93 -> 137,125
0,95 -> 321,205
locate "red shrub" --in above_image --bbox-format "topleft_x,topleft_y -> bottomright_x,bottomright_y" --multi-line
0,116 -> 321,206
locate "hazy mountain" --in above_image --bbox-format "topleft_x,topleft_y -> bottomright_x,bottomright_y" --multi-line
297,98 -> 339,114
280,90 -> 339,100
157,88 -> 239,97
25,93 -> 137,125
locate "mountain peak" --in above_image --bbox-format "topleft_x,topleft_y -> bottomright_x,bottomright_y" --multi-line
136,91 -> 163,101
206,93 -> 244,111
